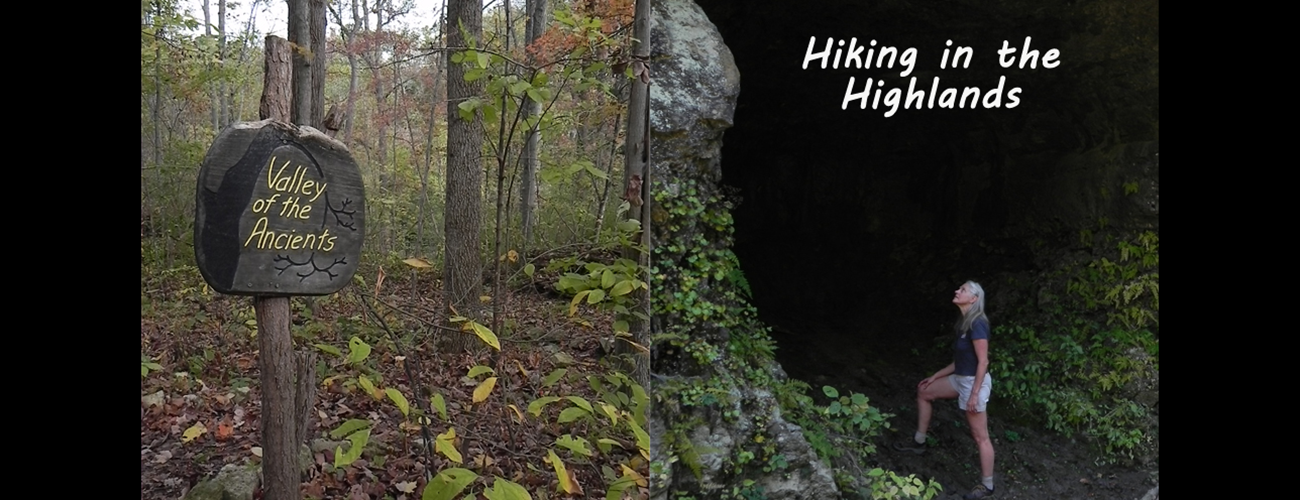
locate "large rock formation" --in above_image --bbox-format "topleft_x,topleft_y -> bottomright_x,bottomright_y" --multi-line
649,1 -> 838,498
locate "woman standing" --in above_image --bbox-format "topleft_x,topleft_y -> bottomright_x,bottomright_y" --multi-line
893,281 -> 996,499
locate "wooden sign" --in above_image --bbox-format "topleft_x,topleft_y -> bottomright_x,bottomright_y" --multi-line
195,119 -> 365,296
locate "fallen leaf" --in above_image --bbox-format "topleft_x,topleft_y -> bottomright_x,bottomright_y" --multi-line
153,450 -> 172,464
216,420 -> 234,441
251,446 -> 263,457
141,390 -> 165,408
182,422 -> 208,443
473,377 -> 498,404
394,480 -> 417,494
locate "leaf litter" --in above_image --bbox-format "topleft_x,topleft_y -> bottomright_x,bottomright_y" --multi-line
143,264 -> 647,499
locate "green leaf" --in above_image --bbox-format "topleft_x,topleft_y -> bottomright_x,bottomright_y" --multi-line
610,280 -> 635,297
613,320 -> 630,333
465,67 -> 486,82
565,396 -> 593,413
558,406 -> 590,423
334,428 -> 369,468
347,337 -> 371,364
528,396 -> 562,416
598,402 -> 620,425
555,435 -> 593,457
584,163 -> 609,180
358,375 -> 379,399
431,393 -> 448,421
629,417 -> 650,459
329,419 -> 371,439
386,388 -> 410,417
313,343 -> 342,357
476,52 -> 490,69
542,368 -> 567,388
467,365 -> 496,378
851,393 -> 868,406
524,263 -> 536,277
457,99 -> 478,122
587,288 -> 606,304
423,468 -> 478,500
616,219 -> 640,232
483,477 -> 532,500
822,386 -> 839,398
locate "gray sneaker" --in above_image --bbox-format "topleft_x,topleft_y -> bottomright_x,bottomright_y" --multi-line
891,439 -> 928,454
962,484 -> 995,499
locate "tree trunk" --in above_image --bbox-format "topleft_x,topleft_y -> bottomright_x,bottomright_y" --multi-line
617,0 -> 651,389
418,6 -> 445,262
257,35 -> 300,500
445,0 -> 484,350
219,0 -> 228,128
289,0 -> 312,125
344,0 -> 360,144
310,0 -> 327,128
260,36 -> 292,125
256,297 -> 298,500
205,0 -> 216,131
593,112 -> 621,239
519,0 -> 546,256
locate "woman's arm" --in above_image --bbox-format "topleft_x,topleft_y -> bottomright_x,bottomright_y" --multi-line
968,339 -> 989,413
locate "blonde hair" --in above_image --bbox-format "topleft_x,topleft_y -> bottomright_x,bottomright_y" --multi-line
957,280 -> 988,333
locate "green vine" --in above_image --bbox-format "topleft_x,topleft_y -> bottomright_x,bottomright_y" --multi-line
650,177 -> 935,499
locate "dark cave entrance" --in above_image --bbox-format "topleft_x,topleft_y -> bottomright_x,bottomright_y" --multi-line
688,1 -> 1159,391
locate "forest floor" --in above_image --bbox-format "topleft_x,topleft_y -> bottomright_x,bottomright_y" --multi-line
141,258 -> 649,500
769,317 -> 1159,500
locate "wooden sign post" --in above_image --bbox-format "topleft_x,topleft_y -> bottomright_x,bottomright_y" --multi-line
194,35 -> 365,500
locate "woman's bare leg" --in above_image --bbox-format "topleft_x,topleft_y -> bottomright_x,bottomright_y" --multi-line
916,376 -> 958,437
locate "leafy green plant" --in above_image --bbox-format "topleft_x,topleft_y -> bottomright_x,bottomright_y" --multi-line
864,468 -> 943,500
141,354 -> 164,379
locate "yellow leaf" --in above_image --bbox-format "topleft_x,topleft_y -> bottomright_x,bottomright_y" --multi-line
436,428 -> 463,463
473,377 -> 498,403
547,449 -> 573,494
514,360 -> 529,378
620,464 -> 648,487
465,321 -> 501,350
617,336 -> 651,353
402,257 -> 433,269
508,249 -> 519,263
479,295 -> 492,303
507,404 -> 524,423
182,422 -> 208,443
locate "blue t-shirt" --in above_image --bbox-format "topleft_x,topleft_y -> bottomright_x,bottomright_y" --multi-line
953,317 -> 990,376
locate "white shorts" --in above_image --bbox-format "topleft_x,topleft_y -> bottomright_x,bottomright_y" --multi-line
949,373 -> 992,413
